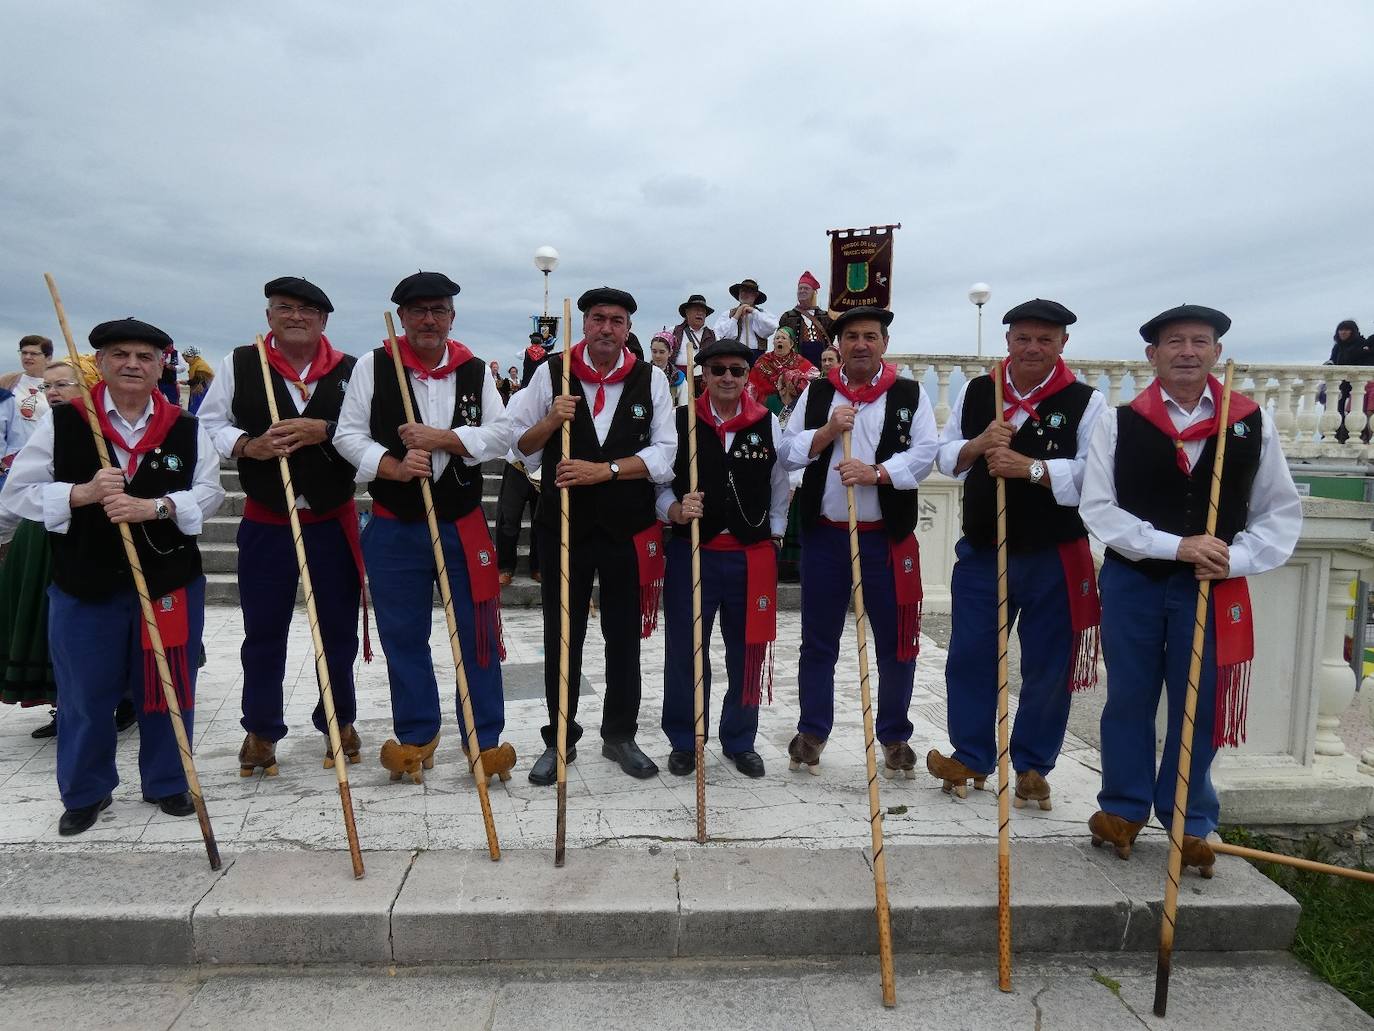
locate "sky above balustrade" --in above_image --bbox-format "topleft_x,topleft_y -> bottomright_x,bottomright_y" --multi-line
1,2 -> 1370,372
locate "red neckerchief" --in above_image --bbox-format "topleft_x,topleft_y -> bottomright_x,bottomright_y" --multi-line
383,335 -> 474,381
263,332 -> 345,403
1129,376 -> 1260,473
998,357 -> 1078,423
525,342 -> 547,362
695,391 -> 769,445
569,339 -> 636,417
73,382 -> 181,478
828,362 -> 898,405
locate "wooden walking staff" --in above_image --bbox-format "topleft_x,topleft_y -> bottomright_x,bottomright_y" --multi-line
1212,840 -> 1374,884
42,273 -> 222,870
840,429 -> 897,1008
992,365 -> 1013,992
253,335 -> 364,879
381,312 -> 500,862
554,297 -> 573,867
683,330 -> 707,843
1153,359 -> 1235,1017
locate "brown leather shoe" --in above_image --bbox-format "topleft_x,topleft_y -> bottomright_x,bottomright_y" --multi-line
324,724 -> 362,769
499,571 -> 513,587
462,740 -> 518,783
882,741 -> 917,780
1014,769 -> 1052,811
1088,810 -> 1147,860
530,570 -> 541,583
238,732 -> 278,777
1182,834 -> 1217,879
787,732 -> 826,774
925,749 -> 988,798
380,733 -> 440,785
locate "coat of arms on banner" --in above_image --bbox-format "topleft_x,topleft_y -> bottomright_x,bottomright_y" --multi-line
827,224 -> 901,311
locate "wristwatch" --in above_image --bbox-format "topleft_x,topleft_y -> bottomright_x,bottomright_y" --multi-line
1028,460 -> 1046,485
608,461 -> 621,482
154,497 -> 171,520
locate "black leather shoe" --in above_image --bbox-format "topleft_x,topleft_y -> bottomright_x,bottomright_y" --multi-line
725,750 -> 766,778
667,749 -> 695,776
30,712 -> 57,739
58,795 -> 111,836
114,699 -> 137,732
528,745 -> 576,786
602,739 -> 659,779
143,791 -> 195,817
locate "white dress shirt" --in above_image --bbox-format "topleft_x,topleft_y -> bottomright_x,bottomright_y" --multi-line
935,369 -> 1108,507
1079,387 -> 1302,577
712,306 -> 779,350
506,351 -> 677,482
197,351 -> 315,460
334,349 -> 512,484
778,369 -> 939,523
0,398 -> 225,538
654,405 -> 791,536
9,373 -> 49,453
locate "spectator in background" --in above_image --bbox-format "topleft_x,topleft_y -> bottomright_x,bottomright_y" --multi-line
818,345 -> 841,374
649,331 -> 688,406
506,366 -> 520,398
2,336 -> 54,454
1323,320 -> 1372,443
184,346 -> 215,415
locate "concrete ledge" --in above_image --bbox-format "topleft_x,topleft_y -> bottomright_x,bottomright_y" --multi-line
193,850 -> 412,964
0,853 -> 226,965
390,849 -> 678,962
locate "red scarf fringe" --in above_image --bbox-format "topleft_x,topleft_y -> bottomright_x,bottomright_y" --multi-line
139,588 -> 194,713
633,526 -> 666,637
890,535 -> 923,662
1212,577 -> 1254,747
455,507 -> 505,668
1058,537 -> 1102,692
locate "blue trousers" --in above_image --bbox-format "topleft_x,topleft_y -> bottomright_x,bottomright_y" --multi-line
1098,559 -> 1220,837
49,578 -> 205,809
797,524 -> 915,744
945,538 -> 1075,776
362,516 -> 504,749
238,516 -> 359,741
661,538 -> 759,754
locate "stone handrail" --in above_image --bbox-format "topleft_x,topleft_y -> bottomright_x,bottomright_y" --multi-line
888,353 -> 1374,463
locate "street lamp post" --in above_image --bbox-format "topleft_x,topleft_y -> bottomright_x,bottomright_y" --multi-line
968,282 -> 991,356
534,246 -> 560,315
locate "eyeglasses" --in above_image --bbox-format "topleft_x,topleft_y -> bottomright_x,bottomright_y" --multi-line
405,305 -> 454,320
269,303 -> 323,318
45,380 -> 78,390
708,364 -> 750,378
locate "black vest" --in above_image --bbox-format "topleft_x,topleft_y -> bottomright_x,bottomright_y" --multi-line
1107,404 -> 1264,577
366,349 -> 485,522
230,346 -> 357,514
960,376 -> 1094,551
798,377 -> 922,540
670,407 -> 775,545
49,403 -> 203,600
535,354 -> 657,539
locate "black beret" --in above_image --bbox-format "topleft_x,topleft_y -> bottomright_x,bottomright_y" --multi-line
391,271 -> 461,306
264,276 -> 334,312
1002,298 -> 1076,327
88,318 -> 173,351
1139,304 -> 1231,343
694,338 -> 757,367
577,286 -> 637,315
830,305 -> 894,336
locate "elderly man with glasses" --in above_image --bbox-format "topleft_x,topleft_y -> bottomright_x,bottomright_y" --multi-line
198,276 -> 369,778
335,271 -> 517,785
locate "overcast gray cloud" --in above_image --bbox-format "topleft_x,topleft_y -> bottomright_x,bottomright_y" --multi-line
2,1 -> 1371,374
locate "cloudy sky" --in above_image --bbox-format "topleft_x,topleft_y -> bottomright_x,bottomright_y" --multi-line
2,1 -> 1370,373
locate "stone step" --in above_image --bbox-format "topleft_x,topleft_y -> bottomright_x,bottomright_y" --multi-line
216,491 -> 505,521
0,842 -> 1299,967
217,465 -> 507,497
199,514 -> 534,547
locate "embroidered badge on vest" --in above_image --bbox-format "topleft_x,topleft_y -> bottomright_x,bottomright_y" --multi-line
1233,422 -> 1248,437
631,403 -> 647,419
1047,412 -> 1065,429
164,454 -> 182,472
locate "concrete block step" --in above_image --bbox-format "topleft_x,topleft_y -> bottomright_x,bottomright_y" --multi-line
199,514 -> 534,547
0,842 -> 1299,967
202,573 -> 557,608
216,491 -> 505,521
218,467 -> 507,498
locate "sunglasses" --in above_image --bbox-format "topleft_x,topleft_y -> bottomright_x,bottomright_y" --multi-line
707,364 -> 750,378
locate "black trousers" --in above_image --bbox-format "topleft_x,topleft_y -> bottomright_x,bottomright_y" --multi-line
538,524 -> 643,748
494,465 -> 540,575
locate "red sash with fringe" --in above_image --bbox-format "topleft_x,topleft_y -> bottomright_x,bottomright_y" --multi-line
820,519 -> 922,661
1058,537 -> 1101,691
632,526 -> 666,637
702,534 -> 777,705
140,589 -> 193,713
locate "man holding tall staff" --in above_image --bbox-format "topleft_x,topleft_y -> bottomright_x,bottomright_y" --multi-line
1079,304 -> 1300,874
778,306 -> 938,775
198,276 -> 366,776
507,286 -> 676,785
0,319 -> 224,834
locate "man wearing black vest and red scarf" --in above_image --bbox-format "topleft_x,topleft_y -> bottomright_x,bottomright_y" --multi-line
779,306 -> 939,775
1080,304 -> 1300,876
657,338 -> 791,778
926,299 -> 1107,809
198,276 -> 368,777
0,319 -> 224,835
507,287 -> 677,784
335,271 -> 516,785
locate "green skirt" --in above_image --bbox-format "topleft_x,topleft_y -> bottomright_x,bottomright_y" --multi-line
0,520 -> 55,706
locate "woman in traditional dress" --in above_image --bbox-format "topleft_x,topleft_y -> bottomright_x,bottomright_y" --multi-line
818,344 -> 840,374
650,330 -> 689,406
748,327 -> 815,416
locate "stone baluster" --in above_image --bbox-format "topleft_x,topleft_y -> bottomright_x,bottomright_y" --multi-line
1348,372 -> 1374,447
1316,560 -> 1365,757
932,361 -> 954,429
1271,370 -> 1297,444
1296,375 -> 1323,443
1105,368 -> 1128,407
